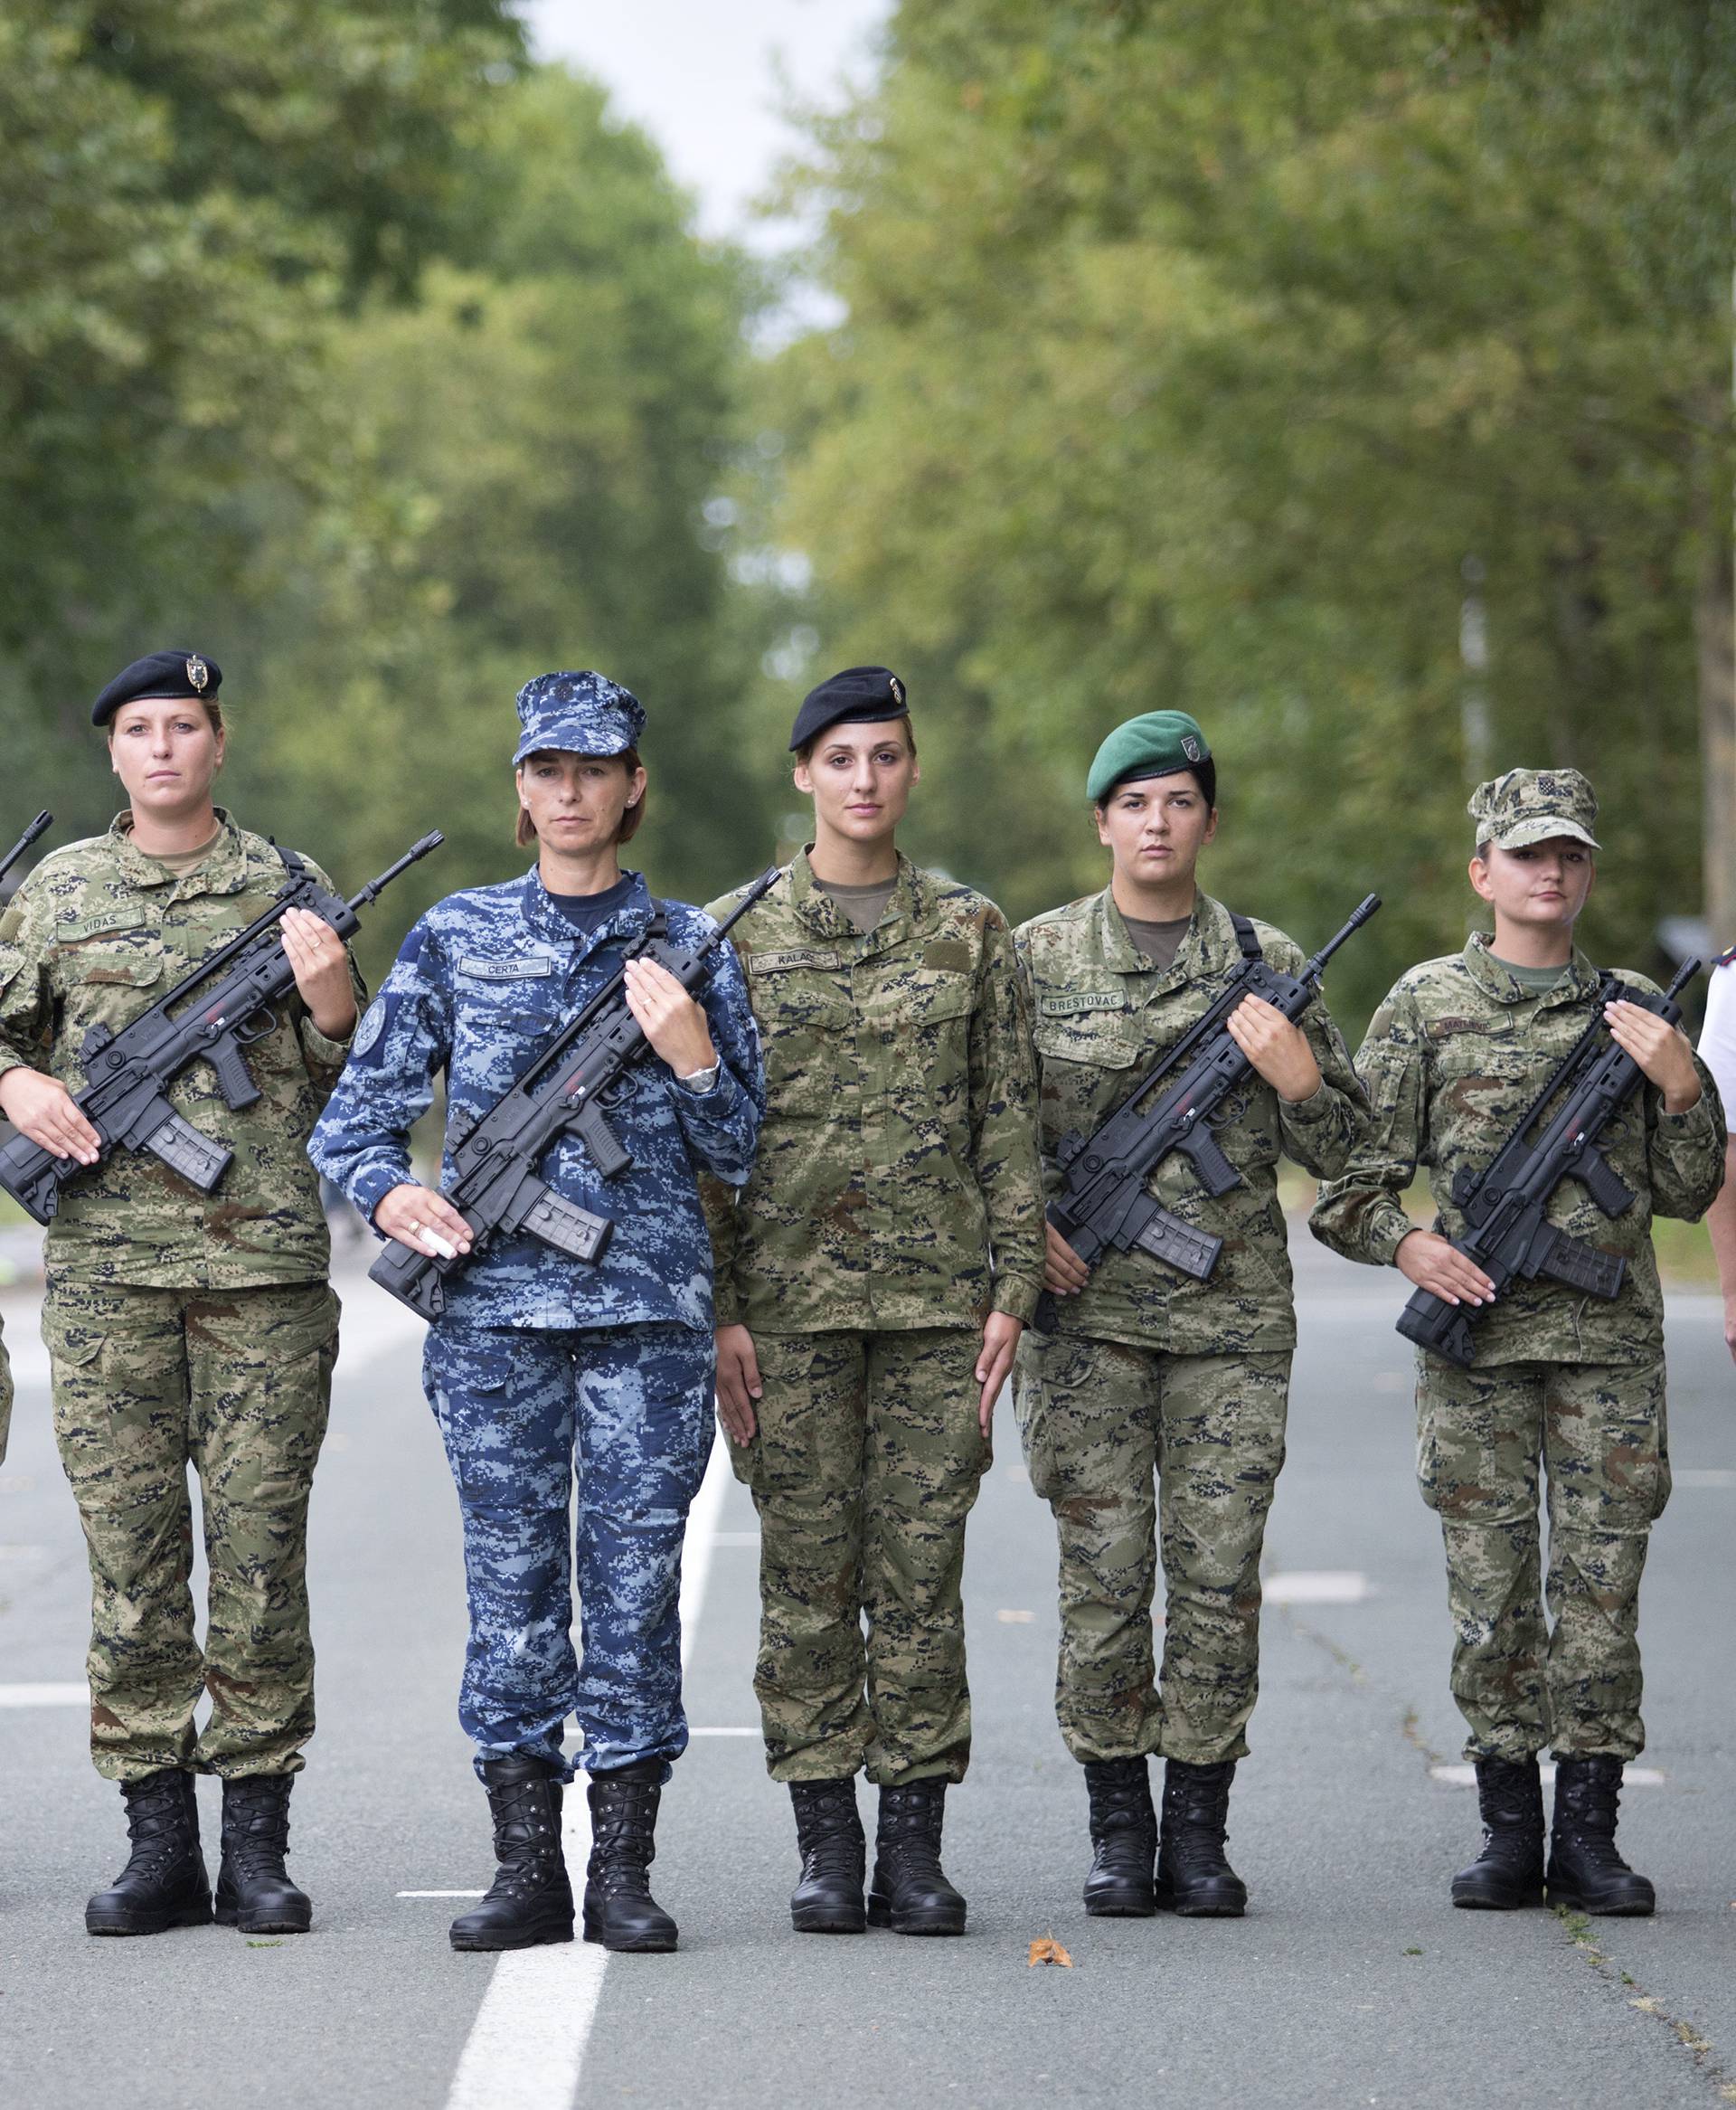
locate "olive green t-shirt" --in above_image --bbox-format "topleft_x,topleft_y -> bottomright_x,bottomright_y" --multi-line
1490,953 -> 1570,998
1121,913 -> 1194,974
814,875 -> 899,934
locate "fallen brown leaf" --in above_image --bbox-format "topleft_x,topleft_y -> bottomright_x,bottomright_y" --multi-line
1028,1935 -> 1073,1969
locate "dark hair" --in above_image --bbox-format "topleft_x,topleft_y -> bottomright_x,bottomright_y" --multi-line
515,747 -> 646,849
794,714 -> 917,767
1094,760 -> 1216,812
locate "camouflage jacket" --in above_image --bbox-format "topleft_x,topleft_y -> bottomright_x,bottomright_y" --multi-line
1015,888 -> 1366,1355
309,866 -> 764,1333
0,811 -> 363,1289
1309,934 -> 1725,1364
701,849 -> 1045,1334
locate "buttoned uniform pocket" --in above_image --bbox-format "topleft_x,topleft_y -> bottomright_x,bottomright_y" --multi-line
450,952 -> 561,1070
47,927 -> 165,1081
1033,1006 -> 1143,1159
750,963 -> 853,1121
882,968 -> 975,1125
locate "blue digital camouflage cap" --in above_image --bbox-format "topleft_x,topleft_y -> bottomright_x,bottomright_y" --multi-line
514,669 -> 646,766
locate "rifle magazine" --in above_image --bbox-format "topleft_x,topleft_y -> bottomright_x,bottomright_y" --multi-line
143,1111 -> 232,1195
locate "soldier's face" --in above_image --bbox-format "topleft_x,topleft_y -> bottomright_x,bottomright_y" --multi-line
108,698 -> 224,817
1469,837 -> 1596,929
518,752 -> 645,852
1095,773 -> 1216,889
794,722 -> 918,847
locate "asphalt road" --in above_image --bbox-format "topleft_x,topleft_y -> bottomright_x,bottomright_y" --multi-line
2,1225 -> 1732,2110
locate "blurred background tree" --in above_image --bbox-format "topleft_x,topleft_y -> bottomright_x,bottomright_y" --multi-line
1,0 -> 1730,1030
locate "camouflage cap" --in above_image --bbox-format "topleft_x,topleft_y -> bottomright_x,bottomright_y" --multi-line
514,670 -> 646,766
1468,767 -> 1600,853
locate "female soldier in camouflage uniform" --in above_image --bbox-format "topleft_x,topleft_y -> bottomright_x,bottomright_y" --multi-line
1312,770 -> 1722,1914
0,649 -> 363,1938
707,666 -> 1045,1938
1014,711 -> 1365,1921
312,671 -> 763,1956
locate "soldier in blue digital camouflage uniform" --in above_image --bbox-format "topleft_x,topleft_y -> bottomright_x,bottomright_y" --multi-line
310,672 -> 763,1956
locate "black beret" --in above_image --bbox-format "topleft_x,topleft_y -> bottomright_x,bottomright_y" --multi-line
789,665 -> 908,752
92,649 -> 222,727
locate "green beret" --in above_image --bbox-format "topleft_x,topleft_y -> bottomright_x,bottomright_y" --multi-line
1468,767 -> 1600,852
1087,711 -> 1212,805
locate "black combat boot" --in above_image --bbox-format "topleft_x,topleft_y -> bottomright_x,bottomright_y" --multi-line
1155,1758 -> 1248,1916
788,1779 -> 867,1934
1546,1755 -> 1656,1916
86,1768 -> 212,1936
449,1756 -> 574,1952
214,1774 -> 313,1935
1450,1756 -> 1545,1909
583,1763 -> 677,1953
1082,1756 -> 1157,1917
867,1778 -> 967,1936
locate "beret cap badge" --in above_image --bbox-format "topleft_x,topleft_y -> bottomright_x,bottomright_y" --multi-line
185,655 -> 209,694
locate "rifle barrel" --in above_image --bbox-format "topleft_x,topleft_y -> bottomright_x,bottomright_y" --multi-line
0,811 -> 52,886
345,830 -> 445,912
1664,957 -> 1702,1003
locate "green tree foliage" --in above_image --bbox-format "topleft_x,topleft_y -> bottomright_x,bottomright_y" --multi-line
768,0 -> 1735,1028
0,13 -> 776,985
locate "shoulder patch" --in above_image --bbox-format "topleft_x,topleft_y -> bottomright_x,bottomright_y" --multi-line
352,998 -> 387,1056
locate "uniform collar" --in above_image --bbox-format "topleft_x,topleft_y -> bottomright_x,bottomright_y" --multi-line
1461,931 -> 1602,1007
1093,886 -> 1239,990
788,845 -> 923,948
109,806 -> 253,898
520,862 -> 656,959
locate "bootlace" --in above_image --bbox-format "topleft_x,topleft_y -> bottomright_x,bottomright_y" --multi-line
120,1775 -> 193,1877
876,1792 -> 945,1882
1163,1765 -> 1232,1872
222,1784 -> 296,1883
589,1782 -> 659,1898
794,1786 -> 863,1878
1556,1774 -> 1631,1869
483,1776 -> 561,1899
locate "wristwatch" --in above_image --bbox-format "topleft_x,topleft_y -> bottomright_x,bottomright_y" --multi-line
677,1060 -> 721,1095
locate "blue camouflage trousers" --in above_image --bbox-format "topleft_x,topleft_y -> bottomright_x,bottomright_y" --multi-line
421,1321 -> 714,1782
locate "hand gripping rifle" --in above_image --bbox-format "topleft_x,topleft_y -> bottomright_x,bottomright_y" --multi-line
0,811 -> 52,891
0,831 -> 444,1224
1033,894 -> 1382,1336
368,863 -> 780,1323
1396,957 -> 1703,1369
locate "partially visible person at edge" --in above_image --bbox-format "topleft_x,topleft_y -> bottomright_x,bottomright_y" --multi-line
1014,712 -> 1366,1925
703,666 -> 1044,1940
1696,939 -> 1736,1362
1311,769 -> 1724,1917
309,671 -> 763,1957
0,650 -> 364,1939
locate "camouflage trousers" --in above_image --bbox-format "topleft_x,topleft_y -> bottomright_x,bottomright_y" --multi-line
727,1327 -> 990,1787
42,1277 -> 338,1783
1016,1333 -> 1290,1767
422,1321 -> 714,1784
1418,1356 -> 1669,1763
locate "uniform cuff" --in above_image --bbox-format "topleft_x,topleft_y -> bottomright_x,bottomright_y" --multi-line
1281,1080 -> 1335,1127
301,1017 -> 356,1067
992,1275 -> 1041,1325
1364,1197 -> 1420,1268
352,1159 -> 410,1225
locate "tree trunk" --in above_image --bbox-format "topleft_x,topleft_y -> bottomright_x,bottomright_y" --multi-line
1697,523 -> 1736,939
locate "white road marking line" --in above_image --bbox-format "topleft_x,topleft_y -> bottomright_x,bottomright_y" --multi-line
1673,1468 -> 1735,1489
400,1890 -> 486,1898
995,1609 -> 1035,1624
444,1433 -> 731,2110
1429,1763 -> 1665,1788
0,1682 -> 88,1708
0,1545 -> 46,1560
687,1727 -> 758,1737
1265,1570 -> 1372,1604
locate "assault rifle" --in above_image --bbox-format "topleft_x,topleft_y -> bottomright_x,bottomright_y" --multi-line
0,831 -> 444,1224
369,863 -> 780,1323
1033,893 -> 1382,1335
0,811 -> 52,891
1396,957 -> 1702,1368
